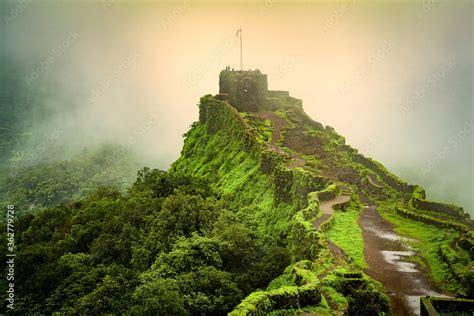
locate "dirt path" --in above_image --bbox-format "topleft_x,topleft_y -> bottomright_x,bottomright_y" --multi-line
255,111 -> 287,155
313,195 -> 350,229
256,111 -> 306,169
359,206 -> 450,315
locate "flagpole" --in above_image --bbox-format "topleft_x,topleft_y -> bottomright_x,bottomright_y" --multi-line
240,28 -> 243,71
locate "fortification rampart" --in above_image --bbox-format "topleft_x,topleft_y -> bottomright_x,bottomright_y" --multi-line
218,69 -> 305,113
199,94 -> 330,209
351,152 -> 416,194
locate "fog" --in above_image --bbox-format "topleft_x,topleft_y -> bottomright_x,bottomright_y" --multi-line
1,1 -> 472,215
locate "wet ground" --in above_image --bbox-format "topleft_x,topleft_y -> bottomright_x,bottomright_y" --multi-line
359,206 -> 450,315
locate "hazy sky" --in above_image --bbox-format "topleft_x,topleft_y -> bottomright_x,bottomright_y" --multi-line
1,0 -> 472,214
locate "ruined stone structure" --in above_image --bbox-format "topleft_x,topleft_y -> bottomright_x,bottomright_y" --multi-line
216,69 -> 302,112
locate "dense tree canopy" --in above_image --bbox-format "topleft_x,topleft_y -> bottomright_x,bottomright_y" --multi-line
0,168 -> 289,315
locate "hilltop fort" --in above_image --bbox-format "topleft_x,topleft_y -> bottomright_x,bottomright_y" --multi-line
215,68 -> 302,112
179,68 -> 473,315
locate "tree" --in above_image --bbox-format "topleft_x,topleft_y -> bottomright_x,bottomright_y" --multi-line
131,278 -> 187,315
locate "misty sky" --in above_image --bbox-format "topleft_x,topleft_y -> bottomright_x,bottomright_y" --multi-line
1,0 -> 472,214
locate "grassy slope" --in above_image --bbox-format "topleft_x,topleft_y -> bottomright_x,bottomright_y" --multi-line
172,123 -> 296,239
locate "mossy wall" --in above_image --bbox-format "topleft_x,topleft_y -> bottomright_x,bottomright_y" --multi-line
259,149 -> 287,175
264,97 -> 283,111
396,207 -> 466,230
289,212 -> 322,262
411,197 -> 469,222
317,183 -> 338,201
456,233 -> 474,256
322,269 -> 390,315
198,94 -> 260,154
173,96 -> 292,239
229,284 -> 321,316
268,90 -> 289,98
351,152 -> 415,193
287,181 -> 344,263
229,261 -> 322,316
420,297 -> 474,315
274,167 -> 329,209
437,244 -> 474,297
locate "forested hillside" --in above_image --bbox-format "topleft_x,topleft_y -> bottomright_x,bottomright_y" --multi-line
0,144 -> 141,218
0,58 -> 141,219
1,169 -> 289,314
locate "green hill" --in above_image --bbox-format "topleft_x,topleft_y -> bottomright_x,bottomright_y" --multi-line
1,69 -> 472,315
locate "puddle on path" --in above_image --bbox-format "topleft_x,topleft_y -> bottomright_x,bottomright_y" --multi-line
360,206 -> 450,315
381,250 -> 419,273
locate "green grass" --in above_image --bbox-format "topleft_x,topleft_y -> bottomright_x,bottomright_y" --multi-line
267,305 -> 332,316
241,113 -> 273,143
172,122 -> 297,240
325,204 -> 367,268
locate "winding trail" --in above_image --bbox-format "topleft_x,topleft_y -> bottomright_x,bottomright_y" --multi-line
254,111 -> 452,315
308,195 -> 352,316
313,195 -> 350,229
359,206 -> 450,315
